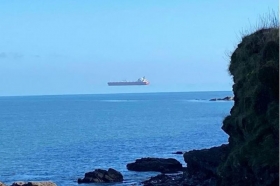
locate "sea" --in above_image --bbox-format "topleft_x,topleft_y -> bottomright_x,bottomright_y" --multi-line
0,91 -> 234,186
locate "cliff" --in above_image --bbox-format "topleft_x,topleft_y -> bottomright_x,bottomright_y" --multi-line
143,22 -> 279,186
217,27 -> 279,185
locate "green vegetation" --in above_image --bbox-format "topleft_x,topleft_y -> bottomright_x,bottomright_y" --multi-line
217,13 -> 279,186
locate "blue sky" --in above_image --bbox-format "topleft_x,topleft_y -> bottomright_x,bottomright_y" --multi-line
0,0 -> 278,96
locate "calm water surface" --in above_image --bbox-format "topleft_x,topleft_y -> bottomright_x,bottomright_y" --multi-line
0,91 -> 234,185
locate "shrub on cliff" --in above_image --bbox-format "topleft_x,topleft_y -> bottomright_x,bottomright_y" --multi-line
218,13 -> 279,186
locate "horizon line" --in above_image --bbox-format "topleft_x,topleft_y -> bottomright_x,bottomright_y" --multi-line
0,90 -> 233,98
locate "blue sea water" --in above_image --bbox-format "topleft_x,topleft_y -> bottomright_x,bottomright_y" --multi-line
0,91 -> 234,186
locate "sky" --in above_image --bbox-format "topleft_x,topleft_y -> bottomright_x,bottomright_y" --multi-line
0,0 -> 278,96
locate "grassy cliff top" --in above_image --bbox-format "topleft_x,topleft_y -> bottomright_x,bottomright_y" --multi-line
218,13 -> 279,186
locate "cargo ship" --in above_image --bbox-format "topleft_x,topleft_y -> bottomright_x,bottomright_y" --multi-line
108,77 -> 149,86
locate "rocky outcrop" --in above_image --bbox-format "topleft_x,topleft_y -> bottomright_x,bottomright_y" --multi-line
171,151 -> 184,155
184,144 -> 229,177
141,173 -> 184,186
77,168 -> 123,184
127,158 -> 183,173
0,182 -> 6,186
209,96 -> 234,101
218,27 -> 279,186
11,182 -> 56,186
182,144 -> 229,185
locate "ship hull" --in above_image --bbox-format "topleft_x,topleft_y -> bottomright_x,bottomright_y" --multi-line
108,82 -> 149,86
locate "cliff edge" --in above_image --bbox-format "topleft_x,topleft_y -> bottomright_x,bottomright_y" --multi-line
218,27 -> 279,185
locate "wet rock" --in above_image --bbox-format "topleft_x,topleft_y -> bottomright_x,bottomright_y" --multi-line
11,182 -> 24,186
141,171 -> 218,186
184,144 -> 229,177
127,157 -> 183,173
181,171 -> 217,186
141,146 -> 228,185
77,168 -> 123,184
142,173 -> 184,186
11,182 -> 56,186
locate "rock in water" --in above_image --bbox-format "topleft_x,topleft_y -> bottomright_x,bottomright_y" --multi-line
127,157 -> 183,173
11,182 -> 57,186
172,151 -> 184,154
184,144 -> 229,175
142,173 -> 184,186
209,96 -> 234,101
78,168 -> 123,184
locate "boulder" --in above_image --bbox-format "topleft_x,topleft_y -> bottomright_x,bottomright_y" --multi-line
183,144 -> 229,178
11,182 -> 25,186
11,182 -> 56,186
78,168 -> 123,184
141,171 -> 217,186
141,173 -> 183,186
0,182 -> 6,186
127,157 -> 183,173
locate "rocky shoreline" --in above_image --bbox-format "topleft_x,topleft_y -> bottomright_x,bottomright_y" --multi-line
141,144 -> 229,186
0,145 -> 228,186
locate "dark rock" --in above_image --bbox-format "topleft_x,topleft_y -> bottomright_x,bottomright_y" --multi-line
142,173 -> 184,186
222,96 -> 233,101
178,144 -> 229,186
11,182 -> 25,186
209,96 -> 234,101
181,170 -> 217,186
11,182 -> 57,186
183,144 -> 229,177
127,157 -> 183,173
103,168 -> 124,182
141,171 -> 217,186
172,151 -> 184,155
78,168 -> 123,184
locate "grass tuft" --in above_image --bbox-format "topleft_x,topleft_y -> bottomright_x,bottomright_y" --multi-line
240,9 -> 279,39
